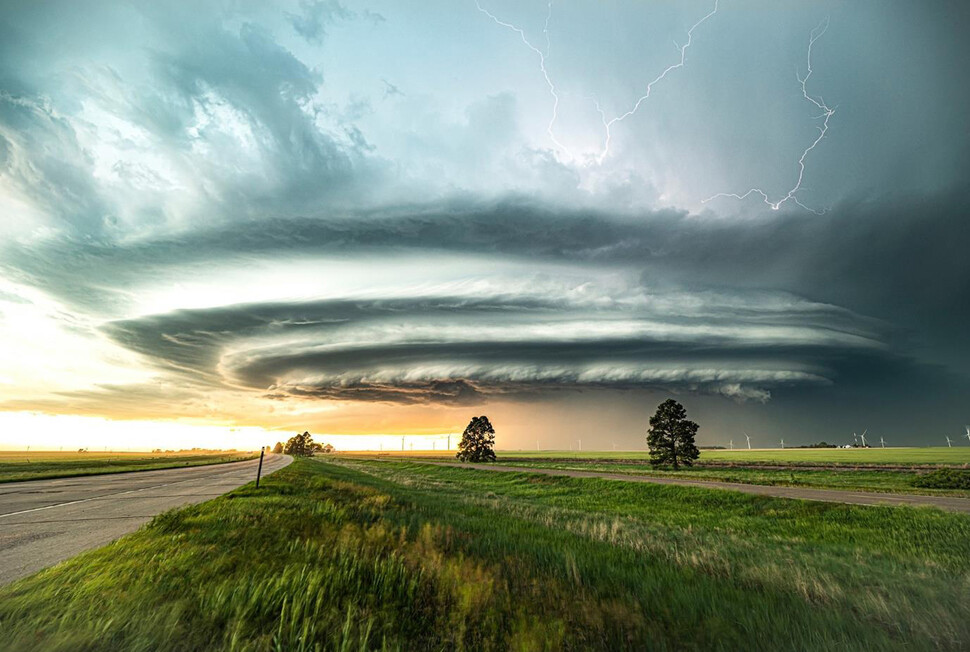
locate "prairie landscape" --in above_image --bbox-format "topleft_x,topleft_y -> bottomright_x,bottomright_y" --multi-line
2,455 -> 969,650
2,0 -> 969,649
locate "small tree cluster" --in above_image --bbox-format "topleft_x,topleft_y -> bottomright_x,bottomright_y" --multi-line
284,431 -> 315,457
646,399 -> 700,469
272,442 -> 284,454
456,416 -> 496,463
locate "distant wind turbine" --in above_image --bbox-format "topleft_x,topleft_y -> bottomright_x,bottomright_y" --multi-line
729,439 -> 734,450
946,435 -> 953,448
578,439 -> 582,452
964,426 -> 970,444
860,429 -> 868,448
780,438 -> 785,449
744,432 -> 752,450
853,432 -> 859,446
880,436 -> 885,448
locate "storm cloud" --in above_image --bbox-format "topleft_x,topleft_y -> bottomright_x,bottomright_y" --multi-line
0,0 -> 968,446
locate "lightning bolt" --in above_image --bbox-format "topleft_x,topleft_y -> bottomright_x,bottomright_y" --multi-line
702,19 -> 836,213
477,3 -> 836,213
594,0 -> 719,165
475,0 -> 575,158
475,0 -> 718,165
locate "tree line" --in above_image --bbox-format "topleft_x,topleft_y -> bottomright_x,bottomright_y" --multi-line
272,399 -> 702,469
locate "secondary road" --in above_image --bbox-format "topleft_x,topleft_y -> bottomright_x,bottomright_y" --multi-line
432,461 -> 970,514
0,453 -> 292,586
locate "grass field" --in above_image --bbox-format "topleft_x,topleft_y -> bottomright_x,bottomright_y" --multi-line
458,459 -> 966,495
346,447 -> 970,495
0,450 -> 258,483
1,456 -> 968,650
489,447 -> 970,466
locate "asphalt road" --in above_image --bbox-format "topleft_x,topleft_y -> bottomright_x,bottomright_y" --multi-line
434,462 -> 970,514
0,453 -> 292,587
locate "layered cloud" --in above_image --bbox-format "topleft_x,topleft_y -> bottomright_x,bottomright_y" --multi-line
0,0 -> 968,445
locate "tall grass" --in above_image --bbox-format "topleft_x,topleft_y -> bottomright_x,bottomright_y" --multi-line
1,457 -> 968,650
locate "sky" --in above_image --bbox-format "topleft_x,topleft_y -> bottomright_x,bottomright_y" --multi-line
0,0 -> 968,451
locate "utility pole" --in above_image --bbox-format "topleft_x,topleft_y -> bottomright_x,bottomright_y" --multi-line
255,447 -> 265,488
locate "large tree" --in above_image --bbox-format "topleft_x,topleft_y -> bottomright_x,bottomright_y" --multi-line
456,416 -> 497,463
284,431 -> 315,457
646,399 -> 700,469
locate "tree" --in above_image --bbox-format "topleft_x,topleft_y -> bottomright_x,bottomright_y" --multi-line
456,416 -> 496,463
284,431 -> 315,457
646,399 -> 699,469
272,442 -> 284,454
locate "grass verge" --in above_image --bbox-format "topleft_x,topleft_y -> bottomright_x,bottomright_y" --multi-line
1,457 -> 968,650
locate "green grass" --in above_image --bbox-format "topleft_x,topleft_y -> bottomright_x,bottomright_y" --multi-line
1,457 -> 969,650
471,459 -> 970,496
490,447 -> 970,466
0,451 -> 258,483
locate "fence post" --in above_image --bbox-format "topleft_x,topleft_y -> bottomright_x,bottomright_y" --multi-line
255,447 -> 265,488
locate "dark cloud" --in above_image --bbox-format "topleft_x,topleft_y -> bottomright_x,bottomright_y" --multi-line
1,0 -> 968,445
95,289 -> 887,407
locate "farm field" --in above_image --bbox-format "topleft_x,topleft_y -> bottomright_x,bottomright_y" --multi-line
352,446 -> 970,466
491,446 -> 970,466
343,447 -> 970,495
0,450 -> 258,483
1,456 -> 968,650
450,459 -> 968,496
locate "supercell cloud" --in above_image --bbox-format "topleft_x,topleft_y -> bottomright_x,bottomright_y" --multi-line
0,0 -> 967,445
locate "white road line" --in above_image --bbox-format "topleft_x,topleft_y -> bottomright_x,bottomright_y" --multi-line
0,463 -> 264,520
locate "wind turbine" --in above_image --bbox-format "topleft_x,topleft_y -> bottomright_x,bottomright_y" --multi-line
729,439 -> 734,450
880,436 -> 885,448
964,426 -> 970,444
946,435 -> 953,448
780,438 -> 785,449
860,429 -> 868,448
744,432 -> 752,450
578,439 -> 582,452
853,432 -> 859,446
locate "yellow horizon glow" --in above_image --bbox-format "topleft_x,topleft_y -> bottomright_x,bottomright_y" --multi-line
0,412 -> 464,452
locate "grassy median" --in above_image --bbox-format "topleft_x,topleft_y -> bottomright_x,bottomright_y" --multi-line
1,457 -> 968,650
0,451 -> 258,483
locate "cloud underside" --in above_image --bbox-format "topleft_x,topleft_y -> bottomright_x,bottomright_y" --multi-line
1,185 -> 965,414
95,287 -> 889,406
0,0 -> 968,427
